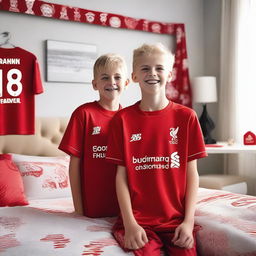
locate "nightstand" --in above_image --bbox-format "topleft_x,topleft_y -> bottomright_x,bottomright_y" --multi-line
199,142 -> 256,194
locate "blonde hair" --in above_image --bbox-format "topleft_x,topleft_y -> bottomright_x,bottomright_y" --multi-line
133,43 -> 175,71
93,53 -> 127,79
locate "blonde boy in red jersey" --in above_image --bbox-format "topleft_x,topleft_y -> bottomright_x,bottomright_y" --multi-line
106,43 -> 207,255
59,54 -> 129,217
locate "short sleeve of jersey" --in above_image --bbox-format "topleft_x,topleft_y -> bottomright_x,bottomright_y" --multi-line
59,109 -> 85,158
106,113 -> 125,166
187,111 -> 207,162
33,58 -> 43,94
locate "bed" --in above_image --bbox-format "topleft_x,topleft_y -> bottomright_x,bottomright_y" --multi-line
0,118 -> 256,256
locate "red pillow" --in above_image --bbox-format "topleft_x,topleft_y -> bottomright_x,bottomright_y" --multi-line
0,154 -> 28,206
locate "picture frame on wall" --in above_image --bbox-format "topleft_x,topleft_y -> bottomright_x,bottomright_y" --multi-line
46,40 -> 97,83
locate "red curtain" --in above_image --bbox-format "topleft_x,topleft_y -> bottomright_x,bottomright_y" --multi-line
0,0 -> 192,107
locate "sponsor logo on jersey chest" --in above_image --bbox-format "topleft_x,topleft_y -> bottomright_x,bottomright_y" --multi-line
130,133 -> 142,142
132,151 -> 180,170
92,126 -> 101,135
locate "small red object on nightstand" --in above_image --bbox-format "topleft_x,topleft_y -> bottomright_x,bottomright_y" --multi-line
244,131 -> 256,145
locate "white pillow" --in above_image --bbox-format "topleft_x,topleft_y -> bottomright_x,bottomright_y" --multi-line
11,154 -> 72,200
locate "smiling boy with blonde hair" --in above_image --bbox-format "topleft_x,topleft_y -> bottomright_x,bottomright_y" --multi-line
59,53 -> 129,218
106,43 -> 207,255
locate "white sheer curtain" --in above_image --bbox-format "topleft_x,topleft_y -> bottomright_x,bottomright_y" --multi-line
219,0 -> 256,195
237,0 -> 256,138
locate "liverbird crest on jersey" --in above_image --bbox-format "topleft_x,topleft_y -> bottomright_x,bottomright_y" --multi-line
169,127 -> 179,144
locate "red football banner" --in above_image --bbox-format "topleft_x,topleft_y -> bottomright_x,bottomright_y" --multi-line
0,0 -> 192,107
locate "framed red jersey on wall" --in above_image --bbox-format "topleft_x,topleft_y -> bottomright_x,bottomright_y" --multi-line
0,47 -> 43,135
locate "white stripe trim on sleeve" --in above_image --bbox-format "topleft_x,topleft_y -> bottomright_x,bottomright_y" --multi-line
69,146 -> 80,153
188,151 -> 206,158
105,156 -> 123,162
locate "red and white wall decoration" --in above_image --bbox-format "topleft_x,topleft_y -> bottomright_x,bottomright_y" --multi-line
0,0 -> 192,107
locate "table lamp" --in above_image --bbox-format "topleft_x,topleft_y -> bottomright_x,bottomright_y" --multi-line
192,76 -> 217,144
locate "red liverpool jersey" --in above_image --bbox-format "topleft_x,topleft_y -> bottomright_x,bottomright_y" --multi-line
0,47 -> 43,135
106,101 -> 207,231
59,101 -> 120,217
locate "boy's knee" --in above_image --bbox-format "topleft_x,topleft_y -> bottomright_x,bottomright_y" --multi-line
133,238 -> 162,256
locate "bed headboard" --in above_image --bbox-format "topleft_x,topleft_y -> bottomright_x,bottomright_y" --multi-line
0,117 -> 69,156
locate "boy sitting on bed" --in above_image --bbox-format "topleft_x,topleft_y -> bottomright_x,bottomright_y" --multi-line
59,53 -> 129,217
106,43 -> 207,255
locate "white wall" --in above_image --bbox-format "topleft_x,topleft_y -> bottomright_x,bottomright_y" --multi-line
0,0 -> 205,117
198,0 -> 223,174
1,0 -> 225,174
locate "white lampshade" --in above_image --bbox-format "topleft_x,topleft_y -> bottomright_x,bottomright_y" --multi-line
191,76 -> 217,103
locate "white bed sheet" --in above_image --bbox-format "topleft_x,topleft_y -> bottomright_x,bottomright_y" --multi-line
195,188 -> 256,256
0,197 -> 132,256
1,188 -> 256,256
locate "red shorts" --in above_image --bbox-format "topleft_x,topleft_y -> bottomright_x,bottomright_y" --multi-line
113,227 -> 198,256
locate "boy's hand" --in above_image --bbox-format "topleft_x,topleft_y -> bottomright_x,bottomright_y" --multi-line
172,221 -> 194,249
124,223 -> 148,250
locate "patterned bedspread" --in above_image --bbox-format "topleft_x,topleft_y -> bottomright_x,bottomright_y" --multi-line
195,188 -> 256,256
0,188 -> 256,256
